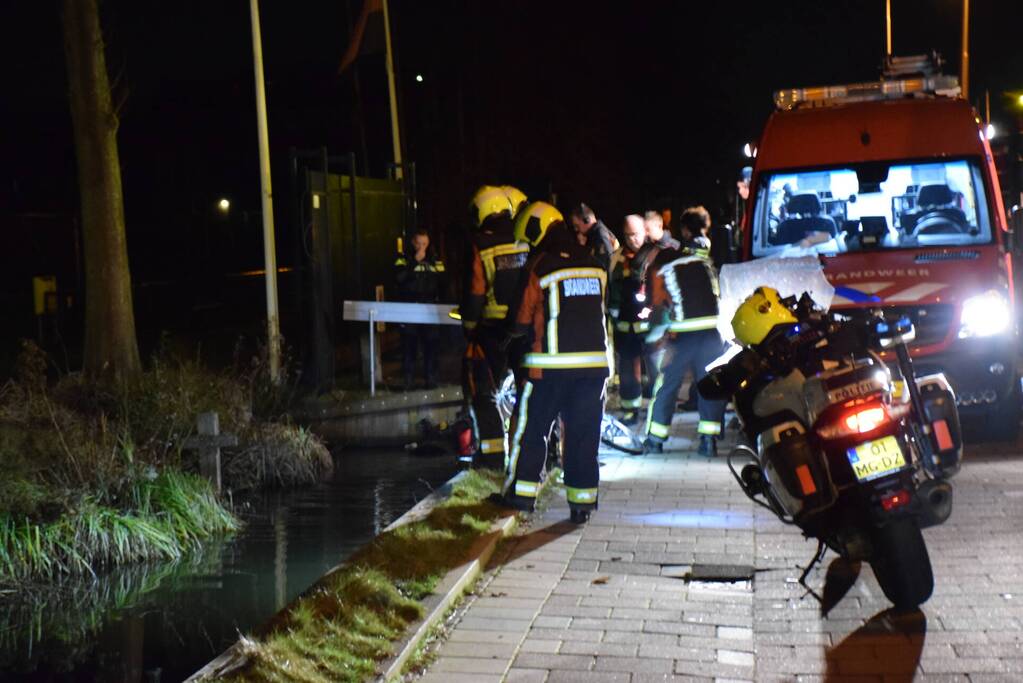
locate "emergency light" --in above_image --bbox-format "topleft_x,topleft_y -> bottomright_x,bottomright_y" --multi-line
774,74 -> 960,110
774,53 -> 960,110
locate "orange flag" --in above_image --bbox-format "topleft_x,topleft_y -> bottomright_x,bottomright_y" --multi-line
338,0 -> 384,75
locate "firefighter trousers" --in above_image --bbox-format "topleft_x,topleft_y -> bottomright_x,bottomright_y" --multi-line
506,376 -> 606,510
464,323 -> 516,469
614,330 -> 659,412
646,329 -> 726,443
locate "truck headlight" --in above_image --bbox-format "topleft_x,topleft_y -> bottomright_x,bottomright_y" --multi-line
958,290 -> 1011,338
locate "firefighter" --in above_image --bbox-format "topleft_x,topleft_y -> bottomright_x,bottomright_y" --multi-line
393,227 -> 446,390
642,243 -> 727,457
502,185 -> 529,217
495,202 -> 609,524
462,185 -> 531,469
608,214 -> 654,425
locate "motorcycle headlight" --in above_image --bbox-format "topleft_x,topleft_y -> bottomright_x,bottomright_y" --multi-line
958,290 -> 1011,339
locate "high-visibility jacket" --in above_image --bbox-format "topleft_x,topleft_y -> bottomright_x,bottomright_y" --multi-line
462,214 -> 530,329
646,248 -> 720,341
394,252 -> 445,303
607,246 -> 649,334
514,249 -> 610,380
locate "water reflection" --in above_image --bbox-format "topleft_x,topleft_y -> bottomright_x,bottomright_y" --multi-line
0,450 -> 459,682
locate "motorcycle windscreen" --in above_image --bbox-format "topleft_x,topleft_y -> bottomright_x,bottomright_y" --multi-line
718,256 -> 835,341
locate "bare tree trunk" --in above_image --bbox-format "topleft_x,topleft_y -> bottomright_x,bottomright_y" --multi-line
62,0 -> 141,383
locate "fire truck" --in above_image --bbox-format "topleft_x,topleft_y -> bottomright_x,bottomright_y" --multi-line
742,54 -> 1021,440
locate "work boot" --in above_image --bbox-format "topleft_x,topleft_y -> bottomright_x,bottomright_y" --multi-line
697,435 -> 718,457
487,492 -> 535,513
570,508 -> 591,524
642,438 -> 663,454
679,397 -> 698,412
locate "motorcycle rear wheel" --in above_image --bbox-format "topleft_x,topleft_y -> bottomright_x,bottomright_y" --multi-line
869,517 -> 934,609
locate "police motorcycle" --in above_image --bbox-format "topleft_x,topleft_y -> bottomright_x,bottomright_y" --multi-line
699,287 -> 962,608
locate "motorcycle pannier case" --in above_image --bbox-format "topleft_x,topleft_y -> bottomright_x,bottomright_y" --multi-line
761,423 -> 836,520
917,373 -> 962,477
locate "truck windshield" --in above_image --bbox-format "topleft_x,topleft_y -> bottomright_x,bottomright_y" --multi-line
750,158 -> 993,257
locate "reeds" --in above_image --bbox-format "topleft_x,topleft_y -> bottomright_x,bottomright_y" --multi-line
0,471 -> 238,583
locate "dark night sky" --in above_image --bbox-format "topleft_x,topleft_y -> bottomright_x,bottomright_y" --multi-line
3,0 -> 1023,286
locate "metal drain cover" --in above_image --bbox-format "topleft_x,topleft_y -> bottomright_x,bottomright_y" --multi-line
688,564 -> 755,582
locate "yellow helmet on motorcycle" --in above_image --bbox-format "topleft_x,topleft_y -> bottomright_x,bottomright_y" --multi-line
731,286 -> 798,346
469,185 -> 514,229
514,201 -> 564,246
501,185 -> 528,216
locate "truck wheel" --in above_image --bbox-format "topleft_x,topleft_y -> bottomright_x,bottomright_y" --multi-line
869,518 -> 934,609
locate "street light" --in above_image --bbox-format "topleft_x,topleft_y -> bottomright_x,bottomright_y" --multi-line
415,74 -> 424,83
743,142 -> 756,159
985,123 -> 996,140
217,198 -> 231,213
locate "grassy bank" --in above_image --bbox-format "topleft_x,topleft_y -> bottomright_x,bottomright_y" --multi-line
0,341 -> 331,584
216,470 -> 508,683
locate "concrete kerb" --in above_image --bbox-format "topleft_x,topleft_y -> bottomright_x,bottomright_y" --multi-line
187,469 -> 541,682
378,471 -> 560,682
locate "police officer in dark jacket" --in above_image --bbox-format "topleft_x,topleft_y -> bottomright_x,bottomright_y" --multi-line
394,227 -> 446,390
570,203 -> 618,272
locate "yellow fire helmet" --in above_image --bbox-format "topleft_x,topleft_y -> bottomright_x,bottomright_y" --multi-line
501,185 -> 529,216
469,185 -> 514,228
731,286 -> 798,346
514,201 -> 564,247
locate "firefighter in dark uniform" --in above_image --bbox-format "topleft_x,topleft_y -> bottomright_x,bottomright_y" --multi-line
642,244 -> 727,456
495,202 -> 610,524
608,214 -> 654,425
462,185 -> 531,469
394,227 -> 446,390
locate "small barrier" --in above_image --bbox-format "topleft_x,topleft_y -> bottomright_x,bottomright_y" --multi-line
342,301 -> 460,396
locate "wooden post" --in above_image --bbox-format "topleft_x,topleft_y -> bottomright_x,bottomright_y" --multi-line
183,412 -> 238,494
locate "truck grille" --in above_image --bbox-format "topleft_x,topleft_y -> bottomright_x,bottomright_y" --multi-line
841,303 -> 954,349
884,304 -> 954,348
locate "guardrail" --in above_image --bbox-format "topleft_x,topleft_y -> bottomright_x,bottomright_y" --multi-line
342,301 -> 460,395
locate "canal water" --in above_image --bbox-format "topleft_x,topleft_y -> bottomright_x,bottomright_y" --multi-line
0,450 -> 461,683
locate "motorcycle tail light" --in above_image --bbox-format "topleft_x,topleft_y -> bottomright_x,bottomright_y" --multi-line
818,402 -> 894,440
880,489 -> 911,512
844,406 -> 887,434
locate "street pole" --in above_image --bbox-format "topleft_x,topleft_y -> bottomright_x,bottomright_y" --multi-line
381,0 -> 403,180
884,0 -> 892,58
250,0 -> 281,382
960,0 -> 970,101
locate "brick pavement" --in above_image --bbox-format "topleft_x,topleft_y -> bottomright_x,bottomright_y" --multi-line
415,414 -> 1023,682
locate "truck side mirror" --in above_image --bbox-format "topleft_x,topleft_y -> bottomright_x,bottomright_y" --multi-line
1008,207 -> 1022,254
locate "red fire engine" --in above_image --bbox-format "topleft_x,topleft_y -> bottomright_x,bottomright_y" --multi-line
743,55 -> 1020,439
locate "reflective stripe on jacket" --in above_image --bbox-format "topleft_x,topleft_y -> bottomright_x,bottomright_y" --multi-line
515,253 -> 610,379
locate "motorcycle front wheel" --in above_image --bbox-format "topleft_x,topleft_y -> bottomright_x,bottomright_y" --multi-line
869,517 -> 934,609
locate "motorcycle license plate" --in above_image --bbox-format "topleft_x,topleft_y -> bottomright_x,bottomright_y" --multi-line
846,436 -> 906,482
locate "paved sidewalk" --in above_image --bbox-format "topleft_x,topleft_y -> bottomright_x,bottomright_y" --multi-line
415,414 -> 1023,682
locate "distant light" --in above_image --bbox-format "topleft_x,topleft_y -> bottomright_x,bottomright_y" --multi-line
743,143 -> 753,158
218,198 -> 230,213
1018,94 -> 1023,107
985,123 -> 996,140
415,74 -> 424,83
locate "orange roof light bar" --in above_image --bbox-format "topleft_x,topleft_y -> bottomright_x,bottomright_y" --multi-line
774,74 -> 960,110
